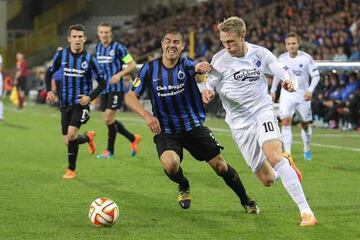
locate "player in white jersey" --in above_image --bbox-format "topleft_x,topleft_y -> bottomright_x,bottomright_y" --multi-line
270,32 -> 320,160
0,53 -> 4,121
201,17 -> 317,227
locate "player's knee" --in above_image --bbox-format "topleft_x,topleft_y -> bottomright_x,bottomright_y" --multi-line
208,155 -> 227,175
282,118 -> 291,126
301,122 -> 310,129
162,160 -> 179,174
214,161 -> 228,175
103,116 -> 114,125
67,133 -> 77,142
260,176 -> 274,187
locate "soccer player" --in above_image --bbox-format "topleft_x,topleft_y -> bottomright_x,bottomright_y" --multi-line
45,24 -> 106,179
201,17 -> 317,226
0,53 -> 3,121
270,32 -> 320,160
94,23 -> 141,159
124,28 -> 259,213
14,52 -> 28,109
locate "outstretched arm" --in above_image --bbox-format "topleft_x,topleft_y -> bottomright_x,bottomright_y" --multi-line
125,91 -> 161,135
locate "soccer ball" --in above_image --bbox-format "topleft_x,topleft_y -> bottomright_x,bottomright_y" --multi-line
89,197 -> 119,227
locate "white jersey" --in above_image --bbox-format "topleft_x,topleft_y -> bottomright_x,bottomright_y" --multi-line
206,42 -> 297,128
271,51 -> 320,94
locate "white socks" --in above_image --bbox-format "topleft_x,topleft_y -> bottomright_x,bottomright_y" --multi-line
301,126 -> 312,152
274,159 -> 312,213
281,126 -> 292,153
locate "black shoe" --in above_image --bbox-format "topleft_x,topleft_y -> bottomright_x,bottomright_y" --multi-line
178,188 -> 191,209
243,200 -> 260,214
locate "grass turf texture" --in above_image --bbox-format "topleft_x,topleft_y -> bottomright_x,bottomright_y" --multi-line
1,102 -> 360,240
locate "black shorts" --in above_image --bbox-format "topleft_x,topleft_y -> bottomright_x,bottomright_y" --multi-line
153,126 -> 224,162
99,92 -> 123,112
17,76 -> 27,92
60,105 -> 90,135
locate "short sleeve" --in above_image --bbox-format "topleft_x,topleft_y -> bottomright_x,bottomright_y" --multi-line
117,44 -> 134,64
131,63 -> 149,96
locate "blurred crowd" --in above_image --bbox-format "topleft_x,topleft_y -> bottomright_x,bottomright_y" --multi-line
121,0 -> 360,62
2,0 -> 360,131
312,71 -> 360,131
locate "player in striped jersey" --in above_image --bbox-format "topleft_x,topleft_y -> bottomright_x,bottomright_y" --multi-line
125,28 -> 259,213
270,32 -> 320,160
45,24 -> 106,179
94,23 -> 141,159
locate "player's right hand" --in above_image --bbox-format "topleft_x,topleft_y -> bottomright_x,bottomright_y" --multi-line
282,80 -> 295,92
144,113 -> 161,135
46,91 -> 56,104
270,92 -> 276,102
195,61 -> 212,73
202,89 -> 215,104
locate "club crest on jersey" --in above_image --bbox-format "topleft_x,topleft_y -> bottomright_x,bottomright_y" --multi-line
109,50 -> 115,56
233,69 -> 261,82
81,61 -> 88,69
133,77 -> 141,88
253,59 -> 261,68
177,70 -> 185,80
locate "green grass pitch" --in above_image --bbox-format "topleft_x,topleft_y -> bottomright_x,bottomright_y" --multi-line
1,102 -> 360,240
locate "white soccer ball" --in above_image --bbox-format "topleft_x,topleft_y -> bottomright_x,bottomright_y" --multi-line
89,197 -> 119,227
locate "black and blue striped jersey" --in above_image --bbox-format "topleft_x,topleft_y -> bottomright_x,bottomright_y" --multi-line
45,48 -> 105,108
94,41 -> 134,94
131,57 -> 205,134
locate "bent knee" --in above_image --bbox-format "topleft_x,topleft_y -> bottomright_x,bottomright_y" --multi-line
282,118 -> 292,126
104,117 -> 114,125
67,134 -> 77,142
161,158 -> 180,174
260,177 -> 274,187
208,156 -> 228,175
214,162 -> 228,175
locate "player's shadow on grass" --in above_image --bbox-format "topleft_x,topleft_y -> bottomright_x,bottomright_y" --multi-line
0,121 -> 29,130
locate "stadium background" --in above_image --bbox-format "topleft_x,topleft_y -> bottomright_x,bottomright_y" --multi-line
0,0 -> 359,130
0,1 -> 360,239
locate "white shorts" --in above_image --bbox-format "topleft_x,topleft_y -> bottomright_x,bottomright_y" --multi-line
279,92 -> 312,122
231,108 -> 282,173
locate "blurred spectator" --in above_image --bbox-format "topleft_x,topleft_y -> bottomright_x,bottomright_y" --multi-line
0,53 -> 3,121
15,52 -> 29,109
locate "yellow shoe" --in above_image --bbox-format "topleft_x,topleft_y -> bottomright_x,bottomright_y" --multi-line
87,131 -> 96,155
283,152 -> 303,182
130,134 -> 142,157
62,169 -> 76,180
177,189 -> 191,209
300,212 -> 318,227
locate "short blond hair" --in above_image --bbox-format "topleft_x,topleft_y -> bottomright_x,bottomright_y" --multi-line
218,16 -> 246,36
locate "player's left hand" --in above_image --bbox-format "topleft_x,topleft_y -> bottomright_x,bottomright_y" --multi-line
78,95 -> 91,105
282,80 -> 295,92
110,74 -> 121,84
202,89 -> 215,104
195,61 -> 212,73
304,91 -> 312,101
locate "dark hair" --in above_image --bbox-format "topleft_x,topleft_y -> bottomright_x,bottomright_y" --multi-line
286,32 -> 300,42
162,28 -> 185,42
98,22 -> 112,29
67,24 -> 86,36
